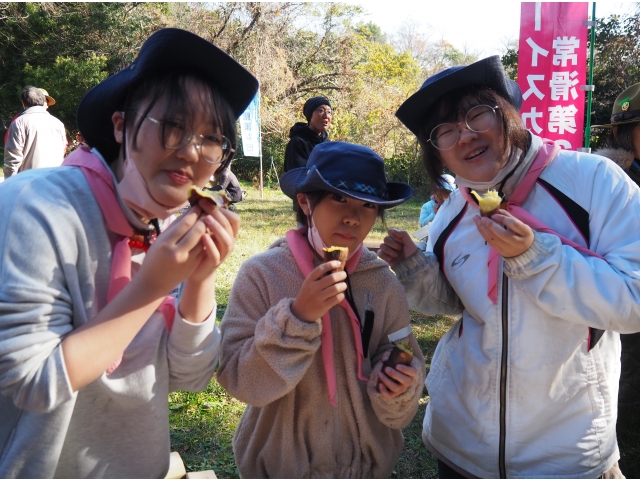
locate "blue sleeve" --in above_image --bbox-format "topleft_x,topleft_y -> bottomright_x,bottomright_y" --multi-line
419,201 -> 435,227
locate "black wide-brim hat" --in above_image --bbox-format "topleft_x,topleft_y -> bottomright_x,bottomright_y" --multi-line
77,28 -> 259,161
396,55 -> 522,137
280,142 -> 412,207
592,82 -> 640,129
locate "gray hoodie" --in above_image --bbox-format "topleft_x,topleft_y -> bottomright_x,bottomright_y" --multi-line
0,166 -> 220,478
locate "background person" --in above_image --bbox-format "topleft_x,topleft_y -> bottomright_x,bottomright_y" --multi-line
380,55 -> 640,478
0,28 -> 258,478
419,173 -> 456,227
593,82 -> 640,410
1,86 -> 55,146
38,88 -> 56,110
217,142 -> 425,478
3,86 -> 67,178
210,164 -> 244,210
283,95 -> 331,172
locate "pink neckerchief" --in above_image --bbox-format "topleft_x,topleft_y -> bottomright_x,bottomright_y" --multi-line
285,228 -> 368,406
460,139 -> 604,304
63,147 -> 175,374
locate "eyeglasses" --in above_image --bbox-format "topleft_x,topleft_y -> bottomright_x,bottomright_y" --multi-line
314,107 -> 332,117
428,105 -> 500,151
135,112 -> 234,165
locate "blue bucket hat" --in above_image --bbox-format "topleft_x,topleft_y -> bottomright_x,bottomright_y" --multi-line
77,28 -> 259,162
396,55 -> 523,137
280,142 -> 413,207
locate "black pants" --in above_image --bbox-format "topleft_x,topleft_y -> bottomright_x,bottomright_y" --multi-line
437,459 -> 466,479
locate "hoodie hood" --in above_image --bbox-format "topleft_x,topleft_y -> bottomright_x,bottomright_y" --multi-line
288,122 -> 329,144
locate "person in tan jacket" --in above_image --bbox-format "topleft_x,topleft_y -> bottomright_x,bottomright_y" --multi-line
217,142 -> 426,478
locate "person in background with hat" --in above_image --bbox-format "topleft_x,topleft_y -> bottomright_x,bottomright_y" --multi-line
593,82 -> 640,417
0,28 -> 258,478
3,85 -> 67,178
38,88 -> 56,110
283,95 -> 332,173
217,141 -> 425,478
419,173 -> 456,227
379,55 -> 640,478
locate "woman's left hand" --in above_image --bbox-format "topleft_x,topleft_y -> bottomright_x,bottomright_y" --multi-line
188,199 -> 240,283
473,209 -> 534,258
377,350 -> 418,399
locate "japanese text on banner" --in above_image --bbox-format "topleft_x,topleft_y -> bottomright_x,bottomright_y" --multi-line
239,93 -> 261,157
517,2 -> 589,150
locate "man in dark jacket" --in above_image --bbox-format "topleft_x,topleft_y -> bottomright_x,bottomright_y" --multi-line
283,96 -> 331,172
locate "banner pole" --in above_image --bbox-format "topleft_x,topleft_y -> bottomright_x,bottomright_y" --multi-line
258,91 -> 263,199
584,2 -> 596,149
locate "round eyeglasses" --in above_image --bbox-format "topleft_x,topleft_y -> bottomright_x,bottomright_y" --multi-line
428,105 -> 500,151
136,112 -> 234,165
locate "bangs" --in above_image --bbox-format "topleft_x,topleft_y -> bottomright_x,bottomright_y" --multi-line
418,85 -> 530,190
124,71 -> 236,153
428,87 -> 502,130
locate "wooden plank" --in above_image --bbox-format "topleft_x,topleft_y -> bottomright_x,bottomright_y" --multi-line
165,451 -> 186,479
186,471 -> 217,479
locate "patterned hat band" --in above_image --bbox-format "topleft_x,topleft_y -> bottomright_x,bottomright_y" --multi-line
325,179 -> 389,199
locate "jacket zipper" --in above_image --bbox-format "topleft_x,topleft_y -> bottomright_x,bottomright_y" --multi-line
499,271 -> 509,479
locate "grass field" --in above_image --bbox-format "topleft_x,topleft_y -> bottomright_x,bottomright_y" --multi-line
168,182 -> 449,478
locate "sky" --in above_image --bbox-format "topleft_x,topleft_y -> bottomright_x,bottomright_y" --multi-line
346,1 -> 637,58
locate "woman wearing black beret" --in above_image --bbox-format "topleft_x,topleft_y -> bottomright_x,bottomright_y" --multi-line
0,28 -> 258,478
380,55 -> 640,478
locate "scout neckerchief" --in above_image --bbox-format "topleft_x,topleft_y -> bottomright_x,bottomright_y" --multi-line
285,227 -> 368,406
63,147 -> 175,374
459,139 -> 605,304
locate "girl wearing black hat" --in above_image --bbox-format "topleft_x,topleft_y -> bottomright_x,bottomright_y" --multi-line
0,29 -> 258,478
380,56 -> 640,478
217,141 -> 425,478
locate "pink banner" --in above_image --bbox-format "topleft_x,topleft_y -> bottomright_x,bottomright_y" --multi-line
517,2 -> 589,150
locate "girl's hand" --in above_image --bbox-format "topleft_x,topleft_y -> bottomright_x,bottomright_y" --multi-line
188,199 -> 240,284
135,205 -> 212,296
291,261 -> 347,322
377,349 -> 418,399
473,209 -> 534,258
378,229 -> 418,267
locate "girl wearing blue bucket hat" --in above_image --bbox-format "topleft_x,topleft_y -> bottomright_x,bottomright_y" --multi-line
381,55 -> 640,478
0,29 -> 258,477
217,141 -> 425,478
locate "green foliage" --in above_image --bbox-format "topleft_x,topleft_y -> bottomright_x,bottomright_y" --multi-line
502,47 -> 518,81
23,54 -> 108,130
355,21 -> 386,44
589,12 -> 640,148
0,2 -> 164,130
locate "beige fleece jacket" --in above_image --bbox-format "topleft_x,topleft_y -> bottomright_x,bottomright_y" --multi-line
217,237 -> 426,479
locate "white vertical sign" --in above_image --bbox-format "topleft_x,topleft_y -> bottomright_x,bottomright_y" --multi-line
239,92 -> 261,157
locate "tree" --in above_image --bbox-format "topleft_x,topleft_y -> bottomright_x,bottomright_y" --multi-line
0,3 -> 166,131
391,20 -> 480,77
589,11 -> 640,147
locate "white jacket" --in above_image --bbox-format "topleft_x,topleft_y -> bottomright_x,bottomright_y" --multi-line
3,106 -> 67,177
394,137 -> 640,478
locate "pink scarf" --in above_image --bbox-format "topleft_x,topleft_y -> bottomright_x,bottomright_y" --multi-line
63,147 -> 175,374
460,139 -> 604,304
285,228 -> 369,406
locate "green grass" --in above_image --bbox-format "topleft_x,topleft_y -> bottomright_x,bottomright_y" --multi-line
169,183 -> 451,478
